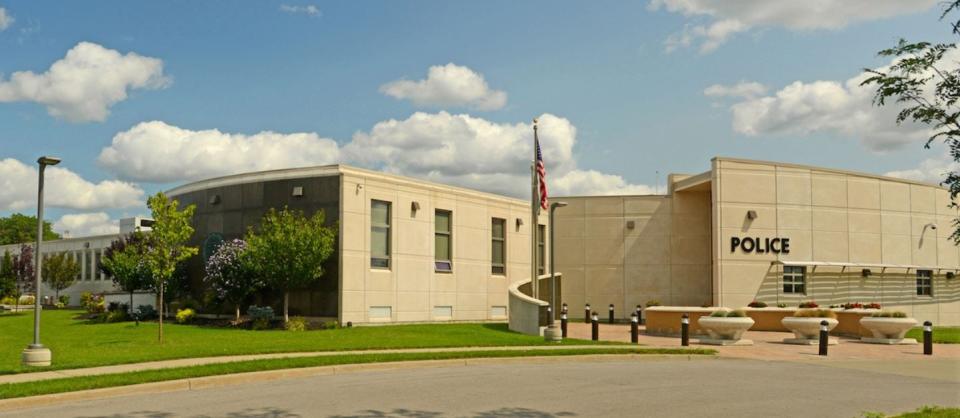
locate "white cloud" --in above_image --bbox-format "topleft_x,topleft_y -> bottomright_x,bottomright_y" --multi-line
704,81 -> 767,99
0,7 -> 13,31
651,0 -> 938,53
886,145 -> 956,185
98,121 -> 342,183
709,49 -> 960,151
99,113 -> 651,197
0,158 -> 144,211
380,63 -> 507,111
0,42 -> 169,122
53,213 -> 120,238
279,4 -> 321,17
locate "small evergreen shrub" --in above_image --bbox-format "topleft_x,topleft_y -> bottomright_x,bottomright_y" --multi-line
55,302 -> 65,309
175,308 -> 196,324
871,311 -> 908,318
323,320 -> 339,330
793,309 -> 837,318
285,316 -> 308,332
776,303 -> 787,308
58,295 -> 70,306
105,310 -> 128,323
726,309 -> 748,318
747,300 -> 767,308
136,305 -> 157,319
709,310 -> 727,317
645,300 -> 661,307
248,305 -> 275,330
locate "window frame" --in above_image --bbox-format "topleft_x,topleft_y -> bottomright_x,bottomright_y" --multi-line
491,218 -> 506,275
782,265 -> 806,295
916,269 -> 933,297
370,200 -> 392,269
537,224 -> 546,275
434,209 -> 453,273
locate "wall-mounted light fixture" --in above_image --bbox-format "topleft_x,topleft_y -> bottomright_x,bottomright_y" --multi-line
626,220 -> 635,229
355,184 -> 363,194
411,201 -> 420,212
516,218 -> 524,231
209,194 -> 221,205
947,271 -> 956,280
861,268 -> 871,278
746,210 -> 758,220
292,186 -> 304,197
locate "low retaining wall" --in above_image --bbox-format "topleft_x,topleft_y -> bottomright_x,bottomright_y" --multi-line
741,308 -> 794,331
833,309 -> 880,337
645,307 -> 729,336
508,274 -> 557,336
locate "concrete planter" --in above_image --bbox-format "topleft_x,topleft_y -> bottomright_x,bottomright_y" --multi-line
697,316 -> 754,346
859,317 -> 918,345
781,317 -> 838,345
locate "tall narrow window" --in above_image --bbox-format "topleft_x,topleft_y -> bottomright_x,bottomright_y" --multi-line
435,210 -> 452,272
783,266 -> 805,294
537,225 -> 546,275
95,250 -> 103,280
371,200 -> 391,269
916,270 -> 933,296
491,218 -> 506,275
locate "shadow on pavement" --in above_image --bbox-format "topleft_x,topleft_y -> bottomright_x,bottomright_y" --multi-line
328,407 -> 576,418
76,407 -> 300,418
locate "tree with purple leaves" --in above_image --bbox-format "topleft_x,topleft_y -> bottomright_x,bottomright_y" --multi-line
12,244 -> 35,312
99,231 -> 153,314
204,239 -> 262,323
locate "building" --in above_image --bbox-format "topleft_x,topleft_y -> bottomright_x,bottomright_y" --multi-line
554,157 -> 960,326
166,164 -> 544,324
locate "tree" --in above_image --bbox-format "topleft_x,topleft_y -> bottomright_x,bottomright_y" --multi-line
244,208 -> 336,322
0,250 -> 14,299
142,192 -> 197,343
99,231 -> 153,313
205,239 -> 261,322
862,1 -> 960,242
12,244 -> 35,312
0,213 -> 60,245
42,252 -> 79,300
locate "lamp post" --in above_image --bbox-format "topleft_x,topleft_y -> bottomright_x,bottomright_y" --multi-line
549,201 -> 567,323
22,156 -> 60,367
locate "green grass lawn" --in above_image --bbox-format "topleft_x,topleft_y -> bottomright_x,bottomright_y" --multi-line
0,310 -> 606,374
0,347 -> 714,399
905,327 -> 960,344
862,406 -> 960,418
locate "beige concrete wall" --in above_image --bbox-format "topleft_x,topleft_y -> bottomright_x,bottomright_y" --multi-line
338,167 -> 538,324
553,189 -> 712,320
714,158 -> 960,325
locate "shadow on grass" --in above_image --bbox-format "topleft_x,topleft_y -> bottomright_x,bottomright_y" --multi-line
75,408 -> 575,418
78,407 -> 300,418
479,323 -> 516,334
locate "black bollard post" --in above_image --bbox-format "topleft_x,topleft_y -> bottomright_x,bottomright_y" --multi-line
561,313 -> 568,338
585,304 -> 591,324
635,305 -> 643,325
591,312 -> 599,341
609,304 -> 615,324
681,313 -> 689,347
562,303 -> 568,315
818,320 -> 828,356
630,312 -> 639,343
923,321 -> 933,356
547,306 -> 553,322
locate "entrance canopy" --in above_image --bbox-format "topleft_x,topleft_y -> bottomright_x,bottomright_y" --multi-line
771,260 -> 958,273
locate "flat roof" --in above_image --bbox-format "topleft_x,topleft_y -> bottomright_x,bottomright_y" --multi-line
713,157 -> 946,190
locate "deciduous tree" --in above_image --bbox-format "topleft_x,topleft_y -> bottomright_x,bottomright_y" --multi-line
0,213 -> 59,245
142,192 -> 197,343
205,239 -> 261,322
43,252 -> 80,300
99,231 -> 153,313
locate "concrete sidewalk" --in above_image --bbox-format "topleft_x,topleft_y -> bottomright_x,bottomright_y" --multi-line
0,344 -> 650,385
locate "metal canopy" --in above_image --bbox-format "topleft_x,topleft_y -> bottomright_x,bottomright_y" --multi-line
770,260 -> 958,272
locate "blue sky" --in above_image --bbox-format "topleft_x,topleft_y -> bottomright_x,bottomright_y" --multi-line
0,1 -> 956,236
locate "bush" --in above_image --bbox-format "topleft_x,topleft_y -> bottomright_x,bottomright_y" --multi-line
323,320 -> 339,330
58,295 -> 70,306
747,300 -> 767,308
80,292 -> 94,309
81,292 -> 105,314
871,311 -> 908,318
798,301 -> 819,308
842,302 -> 863,310
645,300 -> 661,307
726,309 -> 748,318
793,309 -> 837,318
105,310 -> 128,323
864,302 -> 882,309
136,305 -> 157,320
55,302 -> 65,309
248,305 -> 274,330
285,316 -> 308,332
175,308 -> 196,324
0,296 -> 15,305
776,303 -> 787,308
709,310 -> 727,317
107,302 -> 129,313
20,296 -> 35,305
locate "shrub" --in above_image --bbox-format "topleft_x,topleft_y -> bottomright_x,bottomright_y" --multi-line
726,309 -> 748,318
776,303 -> 787,308
793,309 -> 837,318
80,292 -> 94,309
175,308 -> 196,324
105,310 -> 128,323
107,301 -> 129,313
871,311 -> 908,318
136,305 -> 157,320
58,295 -> 70,306
20,295 -> 35,305
747,300 -> 767,308
864,302 -> 882,309
842,302 -> 863,310
645,300 -> 661,307
323,320 -> 339,330
285,316 -> 308,332
798,301 -> 819,308
0,296 -> 15,305
709,310 -> 727,317
248,305 -> 275,330
55,302 -> 65,309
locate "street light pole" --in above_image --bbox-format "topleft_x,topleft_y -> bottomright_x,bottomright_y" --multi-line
549,201 -> 568,324
23,156 -> 60,367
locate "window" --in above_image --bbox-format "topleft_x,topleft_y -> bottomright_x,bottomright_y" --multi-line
491,218 -> 506,275
95,250 -> 102,280
537,225 -> 546,275
435,210 -> 452,272
917,270 -> 933,296
371,200 -> 391,269
783,266 -> 805,294
82,250 -> 90,281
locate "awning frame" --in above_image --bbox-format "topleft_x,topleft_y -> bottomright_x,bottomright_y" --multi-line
770,260 -> 958,273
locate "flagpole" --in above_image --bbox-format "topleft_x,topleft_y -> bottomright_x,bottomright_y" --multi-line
531,118 -> 540,301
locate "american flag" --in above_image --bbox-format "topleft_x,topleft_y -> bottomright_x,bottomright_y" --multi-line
536,138 -> 548,210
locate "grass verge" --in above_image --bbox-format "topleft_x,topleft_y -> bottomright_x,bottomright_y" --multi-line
0,347 -> 714,400
862,406 -> 960,418
905,327 -> 960,344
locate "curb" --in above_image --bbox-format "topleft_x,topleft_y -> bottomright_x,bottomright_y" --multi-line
0,353 -> 714,412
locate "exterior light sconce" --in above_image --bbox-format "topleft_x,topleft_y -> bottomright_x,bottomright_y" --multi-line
292,186 -> 304,197
746,210 -> 758,220
516,217 -> 524,231
209,194 -> 221,205
861,269 -> 871,278
355,184 -> 363,194
626,220 -> 635,229
947,271 -> 956,280
83,242 -> 90,249
411,201 -> 420,212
